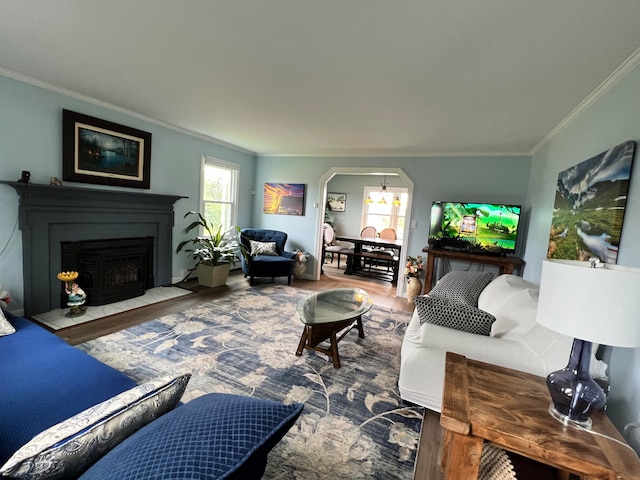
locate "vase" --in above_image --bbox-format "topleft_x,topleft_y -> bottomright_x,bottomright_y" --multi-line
293,261 -> 307,279
196,263 -> 231,287
406,277 -> 422,303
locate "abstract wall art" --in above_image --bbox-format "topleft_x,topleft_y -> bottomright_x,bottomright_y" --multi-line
263,183 -> 306,215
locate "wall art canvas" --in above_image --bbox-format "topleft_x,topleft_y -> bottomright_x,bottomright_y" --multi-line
327,192 -> 347,212
263,183 -> 305,215
63,109 -> 152,189
547,140 -> 635,263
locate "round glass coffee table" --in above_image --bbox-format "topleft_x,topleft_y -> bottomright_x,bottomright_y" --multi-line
295,288 -> 372,368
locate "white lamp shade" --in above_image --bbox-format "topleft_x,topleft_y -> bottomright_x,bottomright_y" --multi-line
536,259 -> 640,348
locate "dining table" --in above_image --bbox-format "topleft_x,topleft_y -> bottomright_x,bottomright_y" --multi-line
334,234 -> 403,285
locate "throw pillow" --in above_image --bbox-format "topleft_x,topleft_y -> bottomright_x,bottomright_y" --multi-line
78,393 -> 304,480
0,374 -> 191,480
415,295 -> 496,336
429,271 -> 494,306
0,309 -> 16,336
249,240 -> 278,256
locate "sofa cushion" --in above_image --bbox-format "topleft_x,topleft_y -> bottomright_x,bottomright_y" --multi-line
429,271 -> 494,306
415,295 -> 496,336
249,240 -> 277,256
0,309 -> 15,336
78,393 -> 304,480
0,374 -> 190,480
477,275 -> 540,339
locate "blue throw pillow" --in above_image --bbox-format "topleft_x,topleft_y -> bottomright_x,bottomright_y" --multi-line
78,393 -> 304,480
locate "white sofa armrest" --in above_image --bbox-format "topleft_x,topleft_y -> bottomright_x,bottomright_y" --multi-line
416,321 -> 549,376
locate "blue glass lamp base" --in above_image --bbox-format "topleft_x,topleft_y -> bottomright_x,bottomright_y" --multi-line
548,402 -> 593,429
546,339 -> 606,430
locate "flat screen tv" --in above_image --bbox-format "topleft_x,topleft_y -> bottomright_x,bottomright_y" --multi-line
428,201 -> 521,255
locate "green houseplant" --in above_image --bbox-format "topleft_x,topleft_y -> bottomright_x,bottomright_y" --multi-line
176,211 -> 245,287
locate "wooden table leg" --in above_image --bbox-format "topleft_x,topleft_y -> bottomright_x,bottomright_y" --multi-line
443,432 -> 483,480
296,326 -> 309,356
356,315 -> 365,338
329,330 -> 341,368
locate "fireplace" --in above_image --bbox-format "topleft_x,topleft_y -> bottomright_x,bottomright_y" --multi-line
62,237 -> 154,307
1,181 -> 185,316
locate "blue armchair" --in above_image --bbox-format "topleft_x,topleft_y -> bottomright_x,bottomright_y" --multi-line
240,229 -> 296,286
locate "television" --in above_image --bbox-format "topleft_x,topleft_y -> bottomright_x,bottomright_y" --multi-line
428,201 -> 521,255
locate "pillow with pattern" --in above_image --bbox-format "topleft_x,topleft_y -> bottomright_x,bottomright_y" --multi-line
249,240 -> 278,256
429,271 -> 494,306
415,295 -> 496,336
0,374 -> 191,480
0,308 -> 16,336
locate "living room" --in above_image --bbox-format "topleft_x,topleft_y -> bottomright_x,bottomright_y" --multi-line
1,2 -> 640,478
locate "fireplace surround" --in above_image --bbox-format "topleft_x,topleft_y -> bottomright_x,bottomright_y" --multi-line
1,181 -> 185,316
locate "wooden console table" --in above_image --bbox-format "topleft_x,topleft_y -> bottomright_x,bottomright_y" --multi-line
421,247 -> 524,295
438,353 -> 640,479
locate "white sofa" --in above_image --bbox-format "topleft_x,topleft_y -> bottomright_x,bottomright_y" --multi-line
399,274 -> 579,412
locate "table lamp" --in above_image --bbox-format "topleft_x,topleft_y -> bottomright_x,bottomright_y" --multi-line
536,258 -> 640,429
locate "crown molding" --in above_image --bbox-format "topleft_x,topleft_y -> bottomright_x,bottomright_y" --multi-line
0,67 -> 255,156
258,151 -> 530,158
531,46 -> 640,154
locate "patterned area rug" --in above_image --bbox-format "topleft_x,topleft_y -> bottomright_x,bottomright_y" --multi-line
77,285 -> 423,479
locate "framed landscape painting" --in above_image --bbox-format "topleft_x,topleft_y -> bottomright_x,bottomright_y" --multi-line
547,140 -> 636,263
63,109 -> 152,189
263,183 -> 305,215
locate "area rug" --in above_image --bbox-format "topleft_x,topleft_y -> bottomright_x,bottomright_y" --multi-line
77,285 -> 423,479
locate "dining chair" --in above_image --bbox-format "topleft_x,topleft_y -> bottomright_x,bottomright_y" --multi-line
322,223 -> 351,270
360,226 -> 377,238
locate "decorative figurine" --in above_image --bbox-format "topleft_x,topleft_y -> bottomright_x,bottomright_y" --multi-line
56,271 -> 87,317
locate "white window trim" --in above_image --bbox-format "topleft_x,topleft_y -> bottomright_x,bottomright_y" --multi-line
361,185 -> 408,232
200,155 -> 240,231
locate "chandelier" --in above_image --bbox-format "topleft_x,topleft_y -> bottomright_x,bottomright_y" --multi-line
364,176 -> 401,206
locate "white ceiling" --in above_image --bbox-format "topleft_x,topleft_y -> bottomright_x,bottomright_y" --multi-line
1,0 -> 640,156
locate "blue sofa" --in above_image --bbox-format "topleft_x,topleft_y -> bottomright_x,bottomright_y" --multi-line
0,311 -> 303,479
240,229 -> 296,286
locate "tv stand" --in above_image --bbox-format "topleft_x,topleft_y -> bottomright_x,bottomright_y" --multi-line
421,246 -> 524,295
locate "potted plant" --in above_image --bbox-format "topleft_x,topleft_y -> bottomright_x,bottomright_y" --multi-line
176,211 -> 245,287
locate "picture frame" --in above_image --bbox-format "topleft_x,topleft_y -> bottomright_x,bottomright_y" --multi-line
547,140 -> 636,264
62,109 -> 152,189
263,183 -> 306,215
327,192 -> 347,212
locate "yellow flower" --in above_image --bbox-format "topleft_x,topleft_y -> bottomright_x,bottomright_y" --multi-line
57,271 -> 79,282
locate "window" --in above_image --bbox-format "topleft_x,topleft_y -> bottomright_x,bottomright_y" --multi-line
361,186 -> 408,240
201,156 -> 239,232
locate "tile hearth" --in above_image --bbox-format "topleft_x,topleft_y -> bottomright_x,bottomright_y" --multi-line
32,286 -> 191,330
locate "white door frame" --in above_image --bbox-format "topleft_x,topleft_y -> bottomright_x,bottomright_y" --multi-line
314,167 -> 414,298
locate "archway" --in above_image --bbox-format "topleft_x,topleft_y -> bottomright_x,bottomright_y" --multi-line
314,167 -> 414,298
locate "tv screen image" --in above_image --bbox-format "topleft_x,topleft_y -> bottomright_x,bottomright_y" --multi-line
429,202 -> 521,254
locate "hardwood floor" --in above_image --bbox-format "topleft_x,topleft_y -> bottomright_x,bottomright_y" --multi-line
56,262 -> 414,345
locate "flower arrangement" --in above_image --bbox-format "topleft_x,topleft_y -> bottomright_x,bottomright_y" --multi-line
403,255 -> 424,279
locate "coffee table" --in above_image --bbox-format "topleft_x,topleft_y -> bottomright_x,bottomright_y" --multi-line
295,288 -> 372,368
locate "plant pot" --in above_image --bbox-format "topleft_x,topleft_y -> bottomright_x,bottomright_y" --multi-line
406,277 -> 422,303
196,263 -> 231,287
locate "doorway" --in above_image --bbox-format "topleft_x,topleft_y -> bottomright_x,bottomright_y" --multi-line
315,167 -> 414,298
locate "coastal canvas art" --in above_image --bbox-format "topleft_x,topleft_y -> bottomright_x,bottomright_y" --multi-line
547,140 -> 636,263
263,183 -> 306,215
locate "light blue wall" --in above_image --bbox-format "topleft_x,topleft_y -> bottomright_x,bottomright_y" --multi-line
524,64 -> 640,450
254,155 -> 532,276
0,75 -> 256,311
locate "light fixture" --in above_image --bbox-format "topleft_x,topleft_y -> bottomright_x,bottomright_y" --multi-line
536,258 -> 640,429
364,175 -> 401,206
